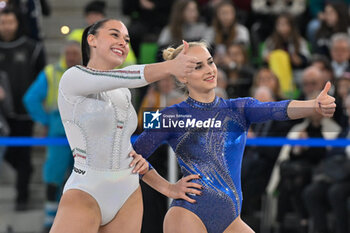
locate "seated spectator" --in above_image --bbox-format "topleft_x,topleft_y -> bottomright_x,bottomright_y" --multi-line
215,43 -> 254,98
262,13 -> 310,96
197,0 -> 252,26
252,0 -> 306,17
306,0 -> 350,46
310,54 -> 332,72
241,86 -> 293,218
250,0 -> 307,61
267,93 -> 341,232
251,67 -> 284,100
310,54 -> 335,97
122,0 -> 174,58
303,93 -> 350,233
333,69 -> 350,128
299,66 -> 327,100
313,2 -> 350,57
157,0 -> 214,49
252,85 -> 273,102
306,0 -> 325,43
329,33 -> 350,79
211,0 -> 250,49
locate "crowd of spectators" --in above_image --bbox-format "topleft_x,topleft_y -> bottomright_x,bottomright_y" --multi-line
1,0 -> 350,233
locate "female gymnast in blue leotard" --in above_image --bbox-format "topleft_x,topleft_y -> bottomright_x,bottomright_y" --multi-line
133,41 -> 336,233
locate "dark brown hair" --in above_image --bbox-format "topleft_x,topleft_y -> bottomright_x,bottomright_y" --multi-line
316,2 -> 350,39
169,0 -> 197,44
0,7 -> 24,39
269,13 -> 301,54
81,18 -> 110,66
212,0 -> 237,47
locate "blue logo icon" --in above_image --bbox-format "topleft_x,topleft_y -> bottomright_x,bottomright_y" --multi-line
143,110 -> 162,129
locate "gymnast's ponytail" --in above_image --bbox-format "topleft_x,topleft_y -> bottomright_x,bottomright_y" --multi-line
81,18 -> 110,66
81,25 -> 92,66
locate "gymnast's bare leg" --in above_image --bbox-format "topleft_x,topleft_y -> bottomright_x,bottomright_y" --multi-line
100,187 -> 143,233
50,189 -> 101,233
164,206 -> 207,233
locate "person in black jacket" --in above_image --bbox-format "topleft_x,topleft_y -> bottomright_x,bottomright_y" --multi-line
3,0 -> 51,41
0,7 -> 46,211
0,71 -> 13,167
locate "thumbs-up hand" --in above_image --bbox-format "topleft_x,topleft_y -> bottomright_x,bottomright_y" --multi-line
315,81 -> 336,117
171,40 -> 199,79
180,40 -> 189,55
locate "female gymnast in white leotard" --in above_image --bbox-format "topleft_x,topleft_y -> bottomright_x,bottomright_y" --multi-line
50,18 -> 200,233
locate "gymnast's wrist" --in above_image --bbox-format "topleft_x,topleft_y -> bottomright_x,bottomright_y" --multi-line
165,183 -> 174,198
139,162 -> 154,179
165,59 -> 177,77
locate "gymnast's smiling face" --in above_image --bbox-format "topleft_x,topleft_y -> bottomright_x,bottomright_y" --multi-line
87,20 -> 130,69
180,46 -> 218,95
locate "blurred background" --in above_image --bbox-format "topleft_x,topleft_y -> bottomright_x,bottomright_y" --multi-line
1,0 -> 350,233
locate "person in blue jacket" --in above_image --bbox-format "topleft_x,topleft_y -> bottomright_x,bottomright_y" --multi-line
23,40 -> 81,232
133,41 -> 337,233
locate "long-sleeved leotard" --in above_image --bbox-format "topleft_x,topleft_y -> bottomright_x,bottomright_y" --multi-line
133,96 -> 290,233
58,65 -> 148,225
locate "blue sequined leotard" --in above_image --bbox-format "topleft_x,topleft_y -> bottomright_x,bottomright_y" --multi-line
133,96 -> 290,233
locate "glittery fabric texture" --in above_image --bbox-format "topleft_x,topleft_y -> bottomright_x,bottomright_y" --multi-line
58,65 -> 148,171
133,97 -> 291,233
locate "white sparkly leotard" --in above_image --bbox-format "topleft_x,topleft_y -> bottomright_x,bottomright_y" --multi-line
58,64 -> 148,225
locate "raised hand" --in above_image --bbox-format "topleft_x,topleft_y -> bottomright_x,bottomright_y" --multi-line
168,174 -> 203,203
315,81 -> 336,117
129,150 -> 149,175
171,40 -> 198,79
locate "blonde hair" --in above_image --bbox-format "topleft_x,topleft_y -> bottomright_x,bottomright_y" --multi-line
162,41 -> 209,61
162,41 -> 210,94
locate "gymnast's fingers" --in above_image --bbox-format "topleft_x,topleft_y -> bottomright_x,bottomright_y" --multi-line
323,113 -> 335,118
181,193 -> 196,203
138,162 -> 149,175
318,97 -> 335,105
322,108 -> 335,115
186,188 -> 202,196
129,150 -> 137,157
187,182 -> 203,190
129,154 -> 141,168
181,40 -> 189,54
320,104 -> 336,117
182,174 -> 201,182
320,102 -> 336,109
133,157 -> 146,173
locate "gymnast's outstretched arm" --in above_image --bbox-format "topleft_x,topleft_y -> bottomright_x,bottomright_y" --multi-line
242,81 -> 336,124
59,40 -> 198,96
287,81 -> 336,119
